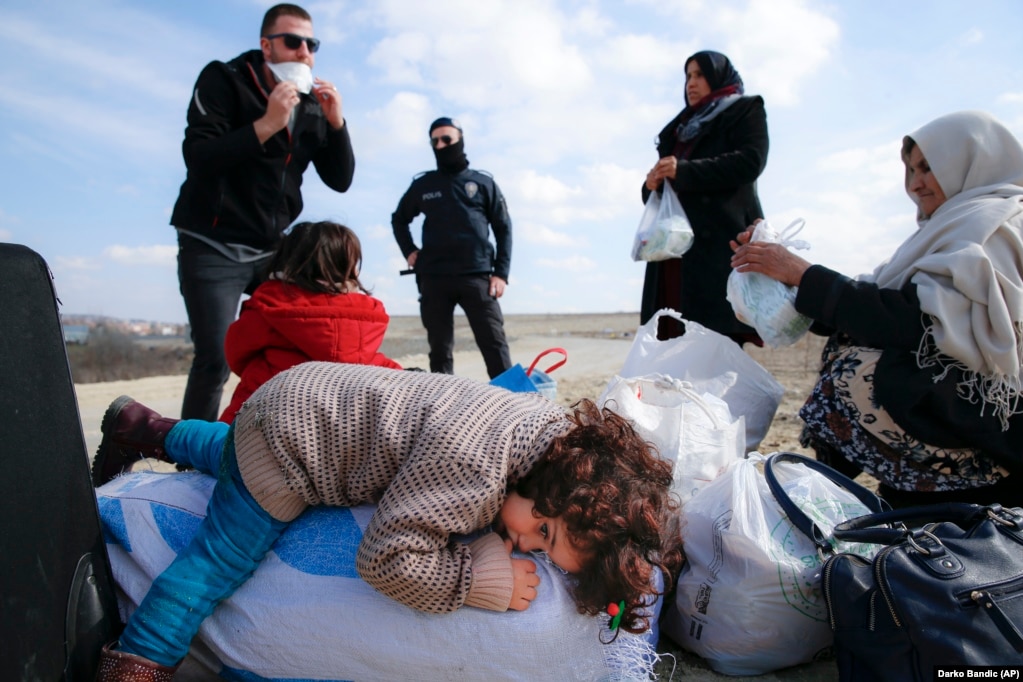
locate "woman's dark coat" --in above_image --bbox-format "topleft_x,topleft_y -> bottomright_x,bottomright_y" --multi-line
640,96 -> 769,337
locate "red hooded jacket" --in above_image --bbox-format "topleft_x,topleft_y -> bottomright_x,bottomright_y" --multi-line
220,280 -> 401,422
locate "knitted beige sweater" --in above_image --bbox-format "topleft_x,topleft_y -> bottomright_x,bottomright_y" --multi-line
232,362 -> 571,613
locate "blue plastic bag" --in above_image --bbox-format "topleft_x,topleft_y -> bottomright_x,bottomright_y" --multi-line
490,348 -> 566,401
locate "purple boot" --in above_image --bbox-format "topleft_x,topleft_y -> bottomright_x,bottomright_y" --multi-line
91,396 -> 179,487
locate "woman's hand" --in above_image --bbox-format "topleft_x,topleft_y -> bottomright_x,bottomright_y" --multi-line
645,156 -> 679,191
730,220 -> 760,249
730,222 -> 812,287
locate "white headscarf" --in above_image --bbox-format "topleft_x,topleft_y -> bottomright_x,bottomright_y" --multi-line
865,110 -> 1023,427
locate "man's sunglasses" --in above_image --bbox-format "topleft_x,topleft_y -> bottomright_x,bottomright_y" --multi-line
430,135 -> 456,148
265,33 -> 321,53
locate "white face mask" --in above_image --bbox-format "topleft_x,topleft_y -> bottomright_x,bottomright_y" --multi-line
266,61 -> 313,94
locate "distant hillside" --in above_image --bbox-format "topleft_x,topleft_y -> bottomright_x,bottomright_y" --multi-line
61,313 -> 187,338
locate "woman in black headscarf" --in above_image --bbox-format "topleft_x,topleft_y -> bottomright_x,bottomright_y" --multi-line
641,50 -> 769,344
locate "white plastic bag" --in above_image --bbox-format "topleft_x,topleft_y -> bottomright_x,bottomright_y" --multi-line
726,219 -> 814,348
598,374 -> 745,502
631,185 -> 694,261
617,309 -> 784,451
661,454 -> 882,676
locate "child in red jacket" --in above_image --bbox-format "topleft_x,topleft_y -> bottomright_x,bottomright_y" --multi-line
220,221 -> 401,422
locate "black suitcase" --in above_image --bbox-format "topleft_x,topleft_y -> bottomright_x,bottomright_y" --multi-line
0,243 -> 120,681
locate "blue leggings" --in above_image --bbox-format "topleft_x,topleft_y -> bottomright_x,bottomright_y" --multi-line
118,420 -> 288,666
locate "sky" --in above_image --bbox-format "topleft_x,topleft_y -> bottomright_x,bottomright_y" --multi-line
3,0 -> 1022,324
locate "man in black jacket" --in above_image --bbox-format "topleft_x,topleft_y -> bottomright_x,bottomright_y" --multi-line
171,3 -> 355,421
391,118 -> 512,379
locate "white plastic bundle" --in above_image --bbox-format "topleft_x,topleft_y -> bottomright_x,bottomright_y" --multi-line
726,219 -> 813,348
661,454 -> 881,675
631,185 -> 694,261
97,472 -> 663,681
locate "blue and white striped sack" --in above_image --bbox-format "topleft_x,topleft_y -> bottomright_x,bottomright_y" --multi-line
97,471 -> 662,681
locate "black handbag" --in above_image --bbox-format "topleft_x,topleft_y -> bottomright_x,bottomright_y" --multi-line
767,454 -> 1023,678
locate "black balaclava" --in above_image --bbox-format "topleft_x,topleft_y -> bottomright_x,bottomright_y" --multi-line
430,116 -> 469,174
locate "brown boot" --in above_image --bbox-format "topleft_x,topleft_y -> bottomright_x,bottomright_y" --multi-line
94,642 -> 178,681
91,396 -> 180,487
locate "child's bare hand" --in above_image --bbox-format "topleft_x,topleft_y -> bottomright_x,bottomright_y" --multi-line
505,538 -> 540,611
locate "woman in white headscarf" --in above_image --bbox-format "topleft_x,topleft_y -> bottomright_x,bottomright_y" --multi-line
730,110 -> 1023,508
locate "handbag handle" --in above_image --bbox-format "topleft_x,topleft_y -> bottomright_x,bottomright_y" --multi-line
526,348 -> 567,376
832,503 -> 1022,545
764,452 -> 889,555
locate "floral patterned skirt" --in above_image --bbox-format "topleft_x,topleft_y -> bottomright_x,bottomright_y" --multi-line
798,338 -> 1009,493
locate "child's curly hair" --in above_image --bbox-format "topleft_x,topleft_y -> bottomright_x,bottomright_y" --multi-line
514,399 -> 684,635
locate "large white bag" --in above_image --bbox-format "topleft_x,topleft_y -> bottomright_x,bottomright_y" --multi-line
97,472 -> 662,681
726,219 -> 813,348
598,374 -> 744,502
619,309 -> 784,451
661,453 -> 882,676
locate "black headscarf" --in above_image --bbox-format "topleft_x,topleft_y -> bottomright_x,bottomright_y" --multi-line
685,51 -> 744,98
673,51 -> 745,145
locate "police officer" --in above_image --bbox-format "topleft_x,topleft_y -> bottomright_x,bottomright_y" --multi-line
391,118 -> 512,378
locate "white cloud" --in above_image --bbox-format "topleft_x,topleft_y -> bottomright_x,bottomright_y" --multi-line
518,220 -> 578,247
566,5 -> 615,38
510,170 -> 583,205
103,245 -> 177,267
630,0 -> 840,107
363,222 -> 394,242
503,162 -> 641,231
599,33 -> 693,79
715,0 -> 840,107
366,33 -> 432,86
54,255 -> 101,271
815,141 -> 905,198
536,254 -> 597,273
958,28 -> 984,47
579,163 -> 643,210
366,0 -> 592,109
364,91 -> 436,151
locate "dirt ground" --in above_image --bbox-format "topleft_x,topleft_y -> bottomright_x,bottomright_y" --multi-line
76,313 -> 841,681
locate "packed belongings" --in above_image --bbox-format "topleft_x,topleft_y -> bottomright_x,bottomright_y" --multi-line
616,309 -> 783,452
97,471 -> 664,681
631,184 -> 694,262
661,453 -> 885,675
725,219 -> 813,348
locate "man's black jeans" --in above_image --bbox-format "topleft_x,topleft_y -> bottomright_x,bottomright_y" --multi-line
177,235 -> 268,421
